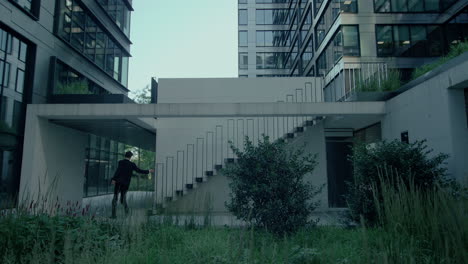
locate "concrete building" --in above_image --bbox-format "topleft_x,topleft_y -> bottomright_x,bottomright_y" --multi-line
0,0 -> 156,207
238,0 -> 468,99
1,1 -> 467,224
18,51 -> 468,220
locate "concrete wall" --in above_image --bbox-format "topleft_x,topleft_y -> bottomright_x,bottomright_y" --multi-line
382,58 -> 468,180
19,111 -> 87,206
165,122 -> 328,214
155,77 -> 323,205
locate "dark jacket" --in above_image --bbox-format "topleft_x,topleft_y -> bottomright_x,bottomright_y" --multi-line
111,159 -> 149,186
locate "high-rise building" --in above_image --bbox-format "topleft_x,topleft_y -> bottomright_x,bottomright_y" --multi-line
238,0 -> 468,98
0,0 -> 144,203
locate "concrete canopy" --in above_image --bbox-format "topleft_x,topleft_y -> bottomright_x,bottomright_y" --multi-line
50,119 -> 156,151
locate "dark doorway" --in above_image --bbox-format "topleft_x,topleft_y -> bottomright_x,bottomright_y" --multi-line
326,140 -> 353,208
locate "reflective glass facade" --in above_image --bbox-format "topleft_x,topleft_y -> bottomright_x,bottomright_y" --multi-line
53,60 -> 110,95
8,0 -> 40,17
96,0 -> 131,37
317,25 -> 360,76
83,135 -> 155,197
256,52 -> 291,69
56,0 -> 129,87
376,24 -> 467,57
239,0 -> 467,79
0,27 -> 30,206
374,0 -> 458,13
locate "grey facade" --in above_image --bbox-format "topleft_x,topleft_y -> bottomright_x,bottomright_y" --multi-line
0,0 -> 139,204
238,0 -> 468,86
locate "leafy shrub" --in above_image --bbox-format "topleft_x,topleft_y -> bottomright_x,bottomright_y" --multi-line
345,140 -> 449,226
223,136 -> 323,235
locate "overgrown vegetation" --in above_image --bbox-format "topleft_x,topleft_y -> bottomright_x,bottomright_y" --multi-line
345,140 -> 449,226
355,69 -> 401,92
223,136 -> 323,235
371,171 -> 468,263
412,40 -> 468,80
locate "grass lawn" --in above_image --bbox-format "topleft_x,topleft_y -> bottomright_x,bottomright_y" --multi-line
0,213 -> 466,264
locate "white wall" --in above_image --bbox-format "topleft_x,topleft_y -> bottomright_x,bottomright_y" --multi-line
19,112 -> 88,208
155,77 -> 323,205
382,78 -> 468,181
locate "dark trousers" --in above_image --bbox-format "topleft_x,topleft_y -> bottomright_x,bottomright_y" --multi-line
112,182 -> 129,217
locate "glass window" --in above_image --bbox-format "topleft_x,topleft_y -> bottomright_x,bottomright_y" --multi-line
96,0 -> 132,37
15,69 -> 24,94
239,9 -> 248,25
376,25 -> 394,56
391,0 -> 408,12
256,52 -> 289,69
239,53 -> 248,69
408,0 -> 424,12
239,31 -> 248,47
57,0 -> 129,87
426,26 -> 443,56
374,0 -> 391,12
410,26 -> 427,57
0,61 -> 10,88
393,25 -> 410,56
53,60 -> 109,95
256,31 -> 265,46
256,9 -> 289,25
18,41 -> 27,62
9,0 -> 34,14
343,26 -> 360,56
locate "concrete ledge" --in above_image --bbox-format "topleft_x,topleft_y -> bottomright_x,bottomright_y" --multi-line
27,102 -> 387,119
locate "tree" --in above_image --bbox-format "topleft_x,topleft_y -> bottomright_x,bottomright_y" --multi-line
223,136 -> 323,235
130,85 -> 151,104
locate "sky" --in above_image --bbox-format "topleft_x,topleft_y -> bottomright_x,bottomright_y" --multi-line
128,0 -> 238,93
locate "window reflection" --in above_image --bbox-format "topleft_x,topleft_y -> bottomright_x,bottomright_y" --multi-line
57,0 -> 129,87
96,0 -> 132,37
53,60 -> 110,95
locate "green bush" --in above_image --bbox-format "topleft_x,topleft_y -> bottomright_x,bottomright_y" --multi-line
223,136 -> 323,235
345,140 -> 449,226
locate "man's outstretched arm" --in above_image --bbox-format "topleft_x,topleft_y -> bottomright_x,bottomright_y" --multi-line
132,163 -> 154,174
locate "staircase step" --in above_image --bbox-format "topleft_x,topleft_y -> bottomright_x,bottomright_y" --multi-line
185,183 -> 193,189
214,164 -> 223,170
296,127 -> 304,133
287,133 -> 295,139
175,190 -> 184,196
205,171 -> 214,176
195,177 -> 203,183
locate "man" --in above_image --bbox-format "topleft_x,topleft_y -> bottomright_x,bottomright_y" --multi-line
111,151 -> 154,218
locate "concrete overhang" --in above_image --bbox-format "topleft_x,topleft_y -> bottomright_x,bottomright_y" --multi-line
49,119 -> 156,151
28,102 -> 386,119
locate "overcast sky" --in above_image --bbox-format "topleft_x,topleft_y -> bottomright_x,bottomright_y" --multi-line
128,0 -> 238,93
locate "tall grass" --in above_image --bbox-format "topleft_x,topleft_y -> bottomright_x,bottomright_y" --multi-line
412,40 -> 468,80
355,69 -> 401,92
371,169 -> 468,263
1,173 -> 466,263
